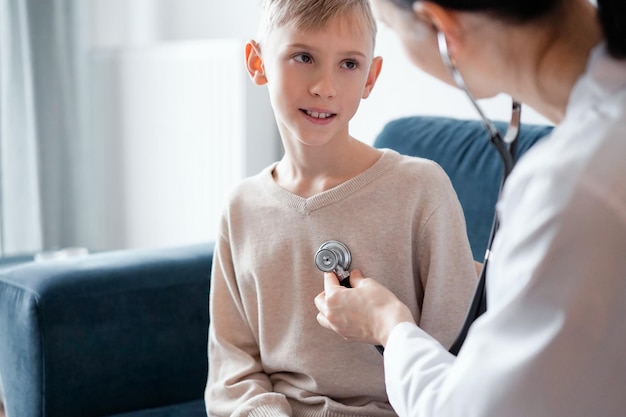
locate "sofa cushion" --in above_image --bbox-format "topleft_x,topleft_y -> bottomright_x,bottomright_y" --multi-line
374,116 -> 553,260
108,399 -> 206,417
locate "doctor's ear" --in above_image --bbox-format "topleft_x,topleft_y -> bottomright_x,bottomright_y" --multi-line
245,40 -> 267,85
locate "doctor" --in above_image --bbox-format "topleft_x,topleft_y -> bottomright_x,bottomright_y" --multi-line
314,0 -> 626,416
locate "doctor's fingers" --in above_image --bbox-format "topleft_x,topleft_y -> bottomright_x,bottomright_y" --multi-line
322,271 -> 341,292
316,286 -> 368,337
314,292 -> 343,333
314,290 -> 328,315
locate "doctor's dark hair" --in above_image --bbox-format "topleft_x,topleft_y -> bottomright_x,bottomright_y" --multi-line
388,0 -> 626,59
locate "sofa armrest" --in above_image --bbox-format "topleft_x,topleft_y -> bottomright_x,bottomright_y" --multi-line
0,242 -> 213,417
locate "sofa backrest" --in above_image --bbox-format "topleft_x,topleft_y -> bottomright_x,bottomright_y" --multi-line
374,116 -> 553,261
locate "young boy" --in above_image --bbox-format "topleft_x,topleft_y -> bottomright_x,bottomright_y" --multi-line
205,0 -> 477,416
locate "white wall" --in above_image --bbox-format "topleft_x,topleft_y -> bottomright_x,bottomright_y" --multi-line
89,40 -> 278,250
85,1 -> 277,250
87,0 -> 260,47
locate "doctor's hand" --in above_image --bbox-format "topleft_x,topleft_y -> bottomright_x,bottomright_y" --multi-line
314,269 -> 415,347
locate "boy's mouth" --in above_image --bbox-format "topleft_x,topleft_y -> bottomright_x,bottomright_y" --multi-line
301,109 -> 336,120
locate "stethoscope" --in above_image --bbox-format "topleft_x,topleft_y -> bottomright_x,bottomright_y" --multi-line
437,30 -> 522,355
313,32 -> 522,356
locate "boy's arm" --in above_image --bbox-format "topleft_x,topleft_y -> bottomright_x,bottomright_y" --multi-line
415,173 -> 478,350
205,231 -> 292,417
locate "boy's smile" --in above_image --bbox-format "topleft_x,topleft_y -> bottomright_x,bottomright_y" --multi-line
300,108 -> 337,124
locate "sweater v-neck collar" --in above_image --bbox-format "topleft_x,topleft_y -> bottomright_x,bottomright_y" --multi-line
262,149 -> 396,214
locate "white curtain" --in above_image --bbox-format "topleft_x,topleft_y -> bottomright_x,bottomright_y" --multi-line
0,0 -> 92,256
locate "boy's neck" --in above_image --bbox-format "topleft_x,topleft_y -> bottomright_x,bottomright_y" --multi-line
273,139 -> 382,198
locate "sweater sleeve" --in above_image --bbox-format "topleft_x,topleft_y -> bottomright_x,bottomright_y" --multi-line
415,166 -> 478,349
205,224 -> 292,417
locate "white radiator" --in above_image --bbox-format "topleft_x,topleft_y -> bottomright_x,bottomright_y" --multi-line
90,39 -> 277,250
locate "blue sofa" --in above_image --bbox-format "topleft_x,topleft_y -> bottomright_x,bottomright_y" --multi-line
0,116 -> 552,417
0,243 -> 213,417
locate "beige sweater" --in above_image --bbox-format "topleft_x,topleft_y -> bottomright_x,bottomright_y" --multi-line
206,149 -> 477,417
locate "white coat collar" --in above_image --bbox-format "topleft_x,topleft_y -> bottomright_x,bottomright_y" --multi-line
566,42 -> 626,122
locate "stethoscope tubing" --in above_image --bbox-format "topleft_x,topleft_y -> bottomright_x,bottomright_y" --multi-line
437,29 -> 524,356
448,101 -> 521,356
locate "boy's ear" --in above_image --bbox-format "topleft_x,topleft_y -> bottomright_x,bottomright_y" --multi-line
362,56 -> 383,99
413,1 -> 462,59
245,40 -> 267,85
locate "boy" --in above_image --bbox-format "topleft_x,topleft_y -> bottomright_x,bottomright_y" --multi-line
205,0 -> 477,416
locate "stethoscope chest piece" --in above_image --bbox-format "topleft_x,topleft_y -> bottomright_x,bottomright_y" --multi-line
314,240 -> 352,286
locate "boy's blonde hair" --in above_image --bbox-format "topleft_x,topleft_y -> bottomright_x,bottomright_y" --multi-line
257,0 -> 377,46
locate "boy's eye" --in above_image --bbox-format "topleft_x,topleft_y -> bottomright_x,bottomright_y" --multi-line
341,60 -> 359,70
294,53 -> 312,64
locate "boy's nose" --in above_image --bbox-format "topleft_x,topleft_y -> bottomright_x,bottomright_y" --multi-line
309,69 -> 337,98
